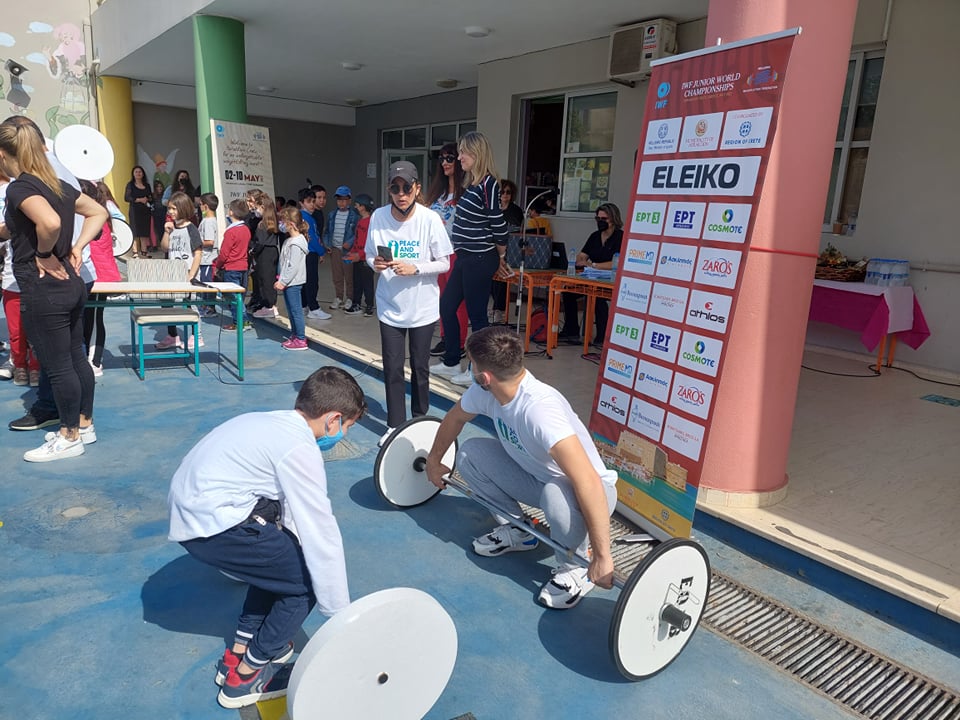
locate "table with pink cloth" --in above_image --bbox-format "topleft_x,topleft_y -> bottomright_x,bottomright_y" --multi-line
808,279 -> 931,369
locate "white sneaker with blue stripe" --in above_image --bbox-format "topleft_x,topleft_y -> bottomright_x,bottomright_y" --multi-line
472,524 -> 539,556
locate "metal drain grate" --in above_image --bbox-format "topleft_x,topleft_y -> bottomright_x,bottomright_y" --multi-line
703,572 -> 960,720
524,506 -> 960,719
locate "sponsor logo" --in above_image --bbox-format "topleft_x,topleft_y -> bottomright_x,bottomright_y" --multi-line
702,203 -> 752,243
638,157 -> 762,197
680,112 -> 723,152
597,384 -> 628,423
604,349 -> 637,389
747,66 -> 778,87
618,277 -> 652,314
687,290 -> 732,333
649,282 -> 689,323
662,412 -> 705,461
655,243 -> 697,282
611,313 -> 644,351
655,81 -> 670,110
625,239 -> 659,274
695,119 -> 707,136
694,248 -> 741,289
664,202 -> 706,239
628,397 -> 665,441
658,123 -> 669,139
643,119 -> 681,155
738,121 -> 751,137
630,201 -> 667,235
678,332 -> 723,378
650,332 -> 671,352
669,372 -> 715,420
635,359 -> 673,402
721,107 -> 773,149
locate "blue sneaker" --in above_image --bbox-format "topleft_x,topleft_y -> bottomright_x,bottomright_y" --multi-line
217,661 -> 292,708
472,524 -> 539,556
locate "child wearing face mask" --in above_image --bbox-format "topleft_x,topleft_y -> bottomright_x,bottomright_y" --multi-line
274,207 -> 310,350
167,366 -> 366,709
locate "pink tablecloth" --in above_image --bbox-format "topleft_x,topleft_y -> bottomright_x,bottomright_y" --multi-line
808,280 -> 931,351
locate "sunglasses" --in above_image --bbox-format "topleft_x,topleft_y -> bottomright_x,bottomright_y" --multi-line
389,181 -> 414,195
438,154 -> 457,164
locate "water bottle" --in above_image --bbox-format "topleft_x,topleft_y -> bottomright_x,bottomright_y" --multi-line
612,252 -> 620,276
846,212 -> 857,236
567,248 -> 577,276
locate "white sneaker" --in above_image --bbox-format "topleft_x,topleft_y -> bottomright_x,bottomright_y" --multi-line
253,306 -> 278,318
450,368 -> 473,387
46,424 -> 97,445
330,298 -> 341,310
378,427 -> 397,447
429,362 -> 461,379
342,299 -> 353,311
0,360 -> 13,380
89,362 -> 104,377
472,524 -> 539,557
187,335 -> 205,350
537,563 -> 594,609
307,308 -> 332,320
493,310 -> 505,324
24,434 -> 85,462
155,335 -> 183,350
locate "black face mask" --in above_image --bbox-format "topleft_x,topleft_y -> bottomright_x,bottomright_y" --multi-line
596,219 -> 609,232
391,200 -> 416,217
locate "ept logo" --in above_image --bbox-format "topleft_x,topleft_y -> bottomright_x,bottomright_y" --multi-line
642,321 -> 680,363
687,290 -> 732,333
694,248 -> 742,289
656,81 -> 670,109
630,201 -> 667,235
610,312 -> 643,352
664,202 -> 706,239
702,203 -> 752,243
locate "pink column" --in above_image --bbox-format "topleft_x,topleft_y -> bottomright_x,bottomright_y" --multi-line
699,0 -> 858,502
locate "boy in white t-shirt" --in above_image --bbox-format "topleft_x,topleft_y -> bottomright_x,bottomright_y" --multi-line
197,193 -> 219,316
426,325 -> 618,609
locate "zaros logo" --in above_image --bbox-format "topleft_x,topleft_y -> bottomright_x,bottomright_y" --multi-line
678,332 -> 724,378
664,202 -> 706,239
628,397 -> 666,442
655,81 -> 671,109
721,107 -> 773,149
638,157 -> 762,197
625,239 -> 659,274
630,201 -> 667,235
635,359 -> 673,402
618,277 -> 652,314
694,248 -> 742,289
642,321 -> 680,363
604,348 -> 637,389
687,290 -> 732,333
655,242 -> 696,282
680,112 -> 723,152
611,313 -> 644,352
644,118 -> 681,155
597,384 -> 628,423
669,371 -> 714,420
702,203 -> 752,243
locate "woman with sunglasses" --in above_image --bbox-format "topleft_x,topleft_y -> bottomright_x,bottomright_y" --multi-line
423,142 -> 468,359
367,161 -> 453,446
560,202 -> 624,346
431,131 -> 509,385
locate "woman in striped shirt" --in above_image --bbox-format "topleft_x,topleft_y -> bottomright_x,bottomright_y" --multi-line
431,132 -> 509,384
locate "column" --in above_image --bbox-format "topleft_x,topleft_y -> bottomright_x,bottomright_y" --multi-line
95,76 -> 135,199
697,0 -> 859,505
192,15 -> 247,196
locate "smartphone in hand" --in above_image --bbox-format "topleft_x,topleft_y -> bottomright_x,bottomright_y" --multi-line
377,245 -> 394,262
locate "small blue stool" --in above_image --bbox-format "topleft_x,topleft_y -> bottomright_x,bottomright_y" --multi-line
130,307 -> 201,380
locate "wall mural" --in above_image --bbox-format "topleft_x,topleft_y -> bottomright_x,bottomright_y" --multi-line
0,15 -> 92,137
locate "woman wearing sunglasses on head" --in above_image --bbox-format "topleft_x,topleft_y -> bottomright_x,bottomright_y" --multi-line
431,131 -> 509,385
366,161 -> 454,447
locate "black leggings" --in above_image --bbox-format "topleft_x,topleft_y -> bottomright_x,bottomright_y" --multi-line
255,246 -> 279,308
17,264 -> 94,429
379,321 -> 434,428
82,294 -> 109,366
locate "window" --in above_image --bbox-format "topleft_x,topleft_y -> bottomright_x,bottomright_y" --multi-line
824,50 -> 884,231
519,90 -> 617,215
380,120 -> 476,204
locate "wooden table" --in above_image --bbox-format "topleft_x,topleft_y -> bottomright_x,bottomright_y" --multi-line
88,281 -> 248,380
808,280 -> 930,372
502,269 -> 561,352
546,274 -> 615,357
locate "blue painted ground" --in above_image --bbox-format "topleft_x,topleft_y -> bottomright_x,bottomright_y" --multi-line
1,310 -> 955,719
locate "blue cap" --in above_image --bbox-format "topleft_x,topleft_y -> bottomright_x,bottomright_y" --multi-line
334,185 -> 351,197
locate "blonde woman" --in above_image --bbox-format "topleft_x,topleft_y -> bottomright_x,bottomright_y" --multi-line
431,131 -> 509,385
0,119 -> 107,461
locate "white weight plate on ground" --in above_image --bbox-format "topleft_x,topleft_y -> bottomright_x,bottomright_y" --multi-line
609,538 -> 710,680
375,416 -> 455,508
53,125 -> 115,181
111,219 -> 133,257
287,587 -> 457,720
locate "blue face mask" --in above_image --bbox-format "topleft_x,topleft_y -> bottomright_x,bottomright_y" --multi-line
315,416 -> 344,451
278,221 -> 288,233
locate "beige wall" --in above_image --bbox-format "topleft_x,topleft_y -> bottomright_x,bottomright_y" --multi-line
1,0 -> 94,137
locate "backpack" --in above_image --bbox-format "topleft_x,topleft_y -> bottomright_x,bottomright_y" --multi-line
529,308 -> 547,343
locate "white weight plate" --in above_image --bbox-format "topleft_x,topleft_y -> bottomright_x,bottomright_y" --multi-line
111,219 -> 133,257
287,587 -> 457,720
609,538 -> 710,680
375,416 -> 455,508
53,125 -> 115,181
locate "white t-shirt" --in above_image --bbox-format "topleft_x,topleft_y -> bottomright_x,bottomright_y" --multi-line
198,216 -> 218,265
460,371 -> 618,489
167,410 -> 350,616
365,204 -> 453,328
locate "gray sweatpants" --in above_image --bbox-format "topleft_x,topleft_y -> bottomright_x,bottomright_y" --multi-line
456,437 -> 617,563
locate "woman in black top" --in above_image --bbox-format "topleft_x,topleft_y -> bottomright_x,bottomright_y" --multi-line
124,164 -> 152,258
0,119 -> 107,462
561,202 -> 624,345
499,179 -> 524,230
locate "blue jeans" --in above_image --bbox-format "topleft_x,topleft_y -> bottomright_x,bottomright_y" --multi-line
439,249 -> 500,366
456,437 -> 617,562
284,285 -> 305,340
223,270 -> 248,325
181,520 -> 315,665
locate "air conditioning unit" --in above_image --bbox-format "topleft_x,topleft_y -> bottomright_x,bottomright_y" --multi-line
608,19 -> 678,83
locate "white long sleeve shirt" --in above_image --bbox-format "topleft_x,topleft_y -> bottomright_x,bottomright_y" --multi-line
168,410 -> 349,616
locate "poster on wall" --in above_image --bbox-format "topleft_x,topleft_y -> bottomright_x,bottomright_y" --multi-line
587,28 -> 800,541
209,119 -> 276,234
